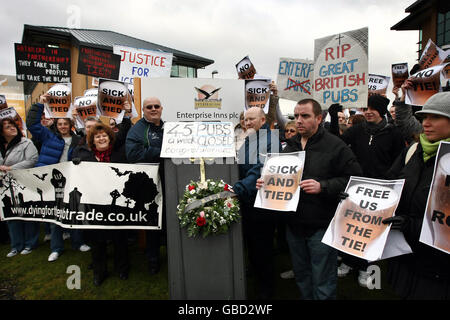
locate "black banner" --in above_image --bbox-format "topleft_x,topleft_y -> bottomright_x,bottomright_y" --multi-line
14,43 -> 71,83
78,46 -> 121,80
0,162 -> 162,230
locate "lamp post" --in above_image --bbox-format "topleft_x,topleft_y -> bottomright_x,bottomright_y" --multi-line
211,70 -> 218,79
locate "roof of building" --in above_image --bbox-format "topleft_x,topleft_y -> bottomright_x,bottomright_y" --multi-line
22,25 -> 214,69
391,0 -> 450,30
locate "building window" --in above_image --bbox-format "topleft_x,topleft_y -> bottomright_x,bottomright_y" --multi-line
418,29 -> 423,59
170,65 -> 197,78
436,11 -> 450,47
171,65 -> 179,77
178,65 -> 188,78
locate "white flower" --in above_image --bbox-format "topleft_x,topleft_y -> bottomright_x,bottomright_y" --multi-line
198,181 -> 207,190
189,189 -> 196,195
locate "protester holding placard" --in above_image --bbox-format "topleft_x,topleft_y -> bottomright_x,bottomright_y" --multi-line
0,118 -> 39,257
265,82 -> 288,131
26,95 -> 90,262
382,91 -> 450,299
328,95 -> 405,286
72,123 -> 130,285
257,99 -> 362,299
126,96 -> 165,275
232,107 -> 280,299
392,79 -> 424,145
331,95 -> 405,179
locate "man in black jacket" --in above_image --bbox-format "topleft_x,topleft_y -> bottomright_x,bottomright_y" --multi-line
329,95 -> 406,286
274,99 -> 361,299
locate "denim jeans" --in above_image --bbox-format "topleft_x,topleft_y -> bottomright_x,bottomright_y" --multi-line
286,225 -> 338,300
50,224 -> 84,253
7,221 -> 40,251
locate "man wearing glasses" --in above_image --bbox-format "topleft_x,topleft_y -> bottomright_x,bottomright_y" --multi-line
126,96 -> 164,275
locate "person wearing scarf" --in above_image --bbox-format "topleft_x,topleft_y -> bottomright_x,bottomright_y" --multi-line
383,91 -> 450,299
72,123 -> 129,286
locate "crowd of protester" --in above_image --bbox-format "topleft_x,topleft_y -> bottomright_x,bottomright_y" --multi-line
0,70 -> 449,300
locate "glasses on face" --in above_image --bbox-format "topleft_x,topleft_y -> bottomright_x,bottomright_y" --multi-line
145,105 -> 161,110
286,129 -> 297,133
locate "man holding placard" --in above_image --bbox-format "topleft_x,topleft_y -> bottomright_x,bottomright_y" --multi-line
233,106 -> 280,300
328,94 -> 405,286
258,99 -> 361,300
126,96 -> 164,275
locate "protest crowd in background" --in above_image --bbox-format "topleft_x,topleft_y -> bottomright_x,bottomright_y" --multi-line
0,33 -> 449,301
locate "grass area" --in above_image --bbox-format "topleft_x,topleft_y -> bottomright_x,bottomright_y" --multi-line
0,228 -> 400,300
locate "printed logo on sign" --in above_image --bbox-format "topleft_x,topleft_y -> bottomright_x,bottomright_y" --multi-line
194,85 -> 222,109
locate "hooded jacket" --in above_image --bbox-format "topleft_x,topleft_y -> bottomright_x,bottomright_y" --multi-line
341,120 -> 405,179
0,136 -> 38,169
26,103 -> 81,167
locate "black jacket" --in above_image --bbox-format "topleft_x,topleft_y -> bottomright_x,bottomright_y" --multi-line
387,143 -> 450,280
340,120 -> 405,179
283,126 -> 362,230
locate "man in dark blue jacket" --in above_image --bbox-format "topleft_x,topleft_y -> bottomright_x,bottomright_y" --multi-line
233,106 -> 281,299
126,96 -> 164,275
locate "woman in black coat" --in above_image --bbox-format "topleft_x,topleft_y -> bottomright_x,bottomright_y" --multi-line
72,122 -> 129,286
383,92 -> 450,299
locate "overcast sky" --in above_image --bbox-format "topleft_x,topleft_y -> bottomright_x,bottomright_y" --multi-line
1,0 -> 419,107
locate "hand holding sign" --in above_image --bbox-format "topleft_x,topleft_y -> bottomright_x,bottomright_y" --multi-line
300,179 -> 321,194
39,93 -> 50,104
322,176 -> 405,261
254,152 -> 305,212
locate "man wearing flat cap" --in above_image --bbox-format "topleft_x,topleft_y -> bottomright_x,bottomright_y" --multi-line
330,94 -> 406,287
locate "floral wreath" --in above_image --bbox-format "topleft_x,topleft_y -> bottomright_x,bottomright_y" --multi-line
176,179 -> 241,238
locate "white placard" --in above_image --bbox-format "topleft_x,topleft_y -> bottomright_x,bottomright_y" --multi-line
160,122 -> 235,158
314,27 -> 368,109
140,78 -> 244,125
113,45 -> 173,85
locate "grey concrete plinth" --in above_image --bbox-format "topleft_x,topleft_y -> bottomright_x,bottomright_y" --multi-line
164,158 -> 246,300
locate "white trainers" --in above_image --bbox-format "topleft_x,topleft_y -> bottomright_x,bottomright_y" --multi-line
43,234 -> 51,242
280,270 -> 295,279
337,262 -> 352,277
48,252 -> 59,262
20,248 -> 32,255
6,249 -> 18,258
358,270 -> 372,288
62,232 -> 70,240
79,244 -> 91,252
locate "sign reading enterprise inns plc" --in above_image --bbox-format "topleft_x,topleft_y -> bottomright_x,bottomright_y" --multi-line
140,78 -> 244,125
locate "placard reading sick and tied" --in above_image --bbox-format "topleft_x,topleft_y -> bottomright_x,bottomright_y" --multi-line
254,152 -> 305,212
160,122 -> 235,158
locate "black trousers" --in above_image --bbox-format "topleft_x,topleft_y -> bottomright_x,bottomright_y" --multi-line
91,230 -> 129,276
0,221 -> 9,244
243,208 -> 276,299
